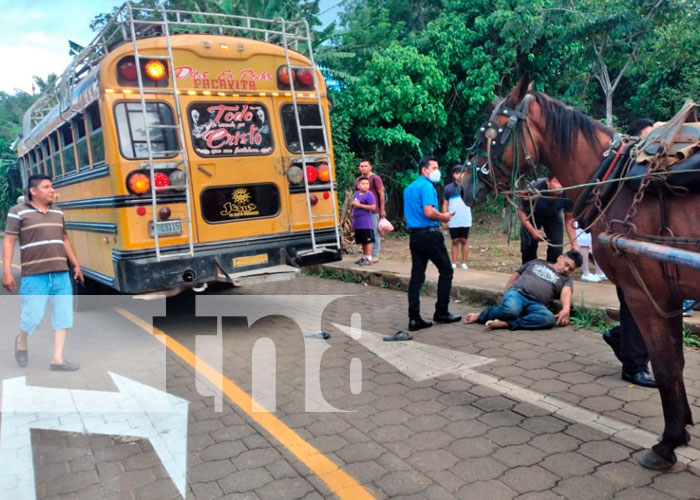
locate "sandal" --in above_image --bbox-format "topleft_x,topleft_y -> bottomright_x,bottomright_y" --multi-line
383,331 -> 413,342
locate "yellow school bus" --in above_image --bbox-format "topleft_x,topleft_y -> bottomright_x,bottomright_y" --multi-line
14,3 -> 341,294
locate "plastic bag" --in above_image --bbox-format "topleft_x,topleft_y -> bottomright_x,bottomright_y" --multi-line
378,217 -> 394,235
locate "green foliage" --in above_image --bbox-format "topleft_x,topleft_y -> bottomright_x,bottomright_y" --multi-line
570,302 -> 616,333
0,160 -> 21,229
682,324 -> 700,348
311,267 -> 364,283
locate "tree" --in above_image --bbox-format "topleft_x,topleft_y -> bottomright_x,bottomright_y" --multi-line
627,0 -> 700,121
32,74 -> 57,95
547,0 -> 672,126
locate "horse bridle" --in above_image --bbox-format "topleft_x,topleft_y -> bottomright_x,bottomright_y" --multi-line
465,94 -> 539,196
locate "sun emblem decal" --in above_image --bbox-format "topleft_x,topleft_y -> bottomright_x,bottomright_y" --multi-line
232,188 -> 251,204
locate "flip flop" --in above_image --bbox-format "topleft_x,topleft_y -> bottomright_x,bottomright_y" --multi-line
383,331 -> 413,342
304,330 -> 331,339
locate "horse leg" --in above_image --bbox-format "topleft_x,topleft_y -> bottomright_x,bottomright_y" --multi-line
632,305 -> 693,469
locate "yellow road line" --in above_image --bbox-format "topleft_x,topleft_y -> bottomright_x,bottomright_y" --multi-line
114,307 -> 375,500
0,259 -> 22,270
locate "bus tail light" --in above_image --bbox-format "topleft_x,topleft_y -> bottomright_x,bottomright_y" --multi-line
277,65 -> 295,86
169,169 -> 186,191
317,163 -> 330,182
117,56 -> 168,86
145,60 -> 167,81
127,172 -> 150,194
296,68 -> 314,87
153,172 -> 170,193
118,59 -> 138,80
286,165 -> 304,184
159,206 -> 171,220
323,191 -> 330,200
136,206 -> 147,216
309,195 -> 318,206
305,165 -> 318,183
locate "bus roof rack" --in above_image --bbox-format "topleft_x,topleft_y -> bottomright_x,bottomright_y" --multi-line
22,1 -> 313,138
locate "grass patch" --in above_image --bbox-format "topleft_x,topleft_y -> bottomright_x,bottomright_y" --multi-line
683,324 -> 700,347
309,268 -> 363,283
570,302 -> 617,333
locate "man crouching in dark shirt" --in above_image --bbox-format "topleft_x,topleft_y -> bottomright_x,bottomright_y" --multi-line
464,251 -> 583,331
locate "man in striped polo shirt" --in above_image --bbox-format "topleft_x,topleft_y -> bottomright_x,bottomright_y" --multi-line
2,175 -> 84,371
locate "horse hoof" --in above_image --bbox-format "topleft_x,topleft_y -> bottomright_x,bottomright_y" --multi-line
639,450 -> 676,470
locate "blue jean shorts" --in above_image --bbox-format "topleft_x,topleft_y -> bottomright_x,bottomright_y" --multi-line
19,271 -> 73,334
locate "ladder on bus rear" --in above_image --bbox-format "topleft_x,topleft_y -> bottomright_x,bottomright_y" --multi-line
126,3 -> 194,262
279,21 -> 342,258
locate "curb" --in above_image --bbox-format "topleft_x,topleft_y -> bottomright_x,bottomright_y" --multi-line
315,263 -> 699,334
313,264 -> 503,306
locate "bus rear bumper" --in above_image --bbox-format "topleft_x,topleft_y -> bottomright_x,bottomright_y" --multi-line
113,230 -> 342,294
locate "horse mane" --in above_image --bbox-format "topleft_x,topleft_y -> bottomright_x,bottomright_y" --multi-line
531,92 -> 614,161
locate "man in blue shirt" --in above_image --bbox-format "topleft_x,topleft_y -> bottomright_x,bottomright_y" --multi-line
403,156 -> 461,331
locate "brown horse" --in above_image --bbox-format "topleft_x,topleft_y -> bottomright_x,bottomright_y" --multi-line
461,76 -> 698,470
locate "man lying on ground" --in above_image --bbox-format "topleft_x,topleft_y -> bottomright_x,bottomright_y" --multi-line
464,250 -> 583,331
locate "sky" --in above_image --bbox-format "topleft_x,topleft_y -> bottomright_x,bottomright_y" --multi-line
0,0 -> 343,94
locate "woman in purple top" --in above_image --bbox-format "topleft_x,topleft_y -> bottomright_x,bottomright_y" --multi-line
352,177 -> 377,266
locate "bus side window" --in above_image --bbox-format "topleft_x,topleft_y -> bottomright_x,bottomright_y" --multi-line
34,147 -> 45,176
20,156 -> 29,183
28,150 -> 36,176
74,114 -> 90,170
60,122 -> 77,174
115,102 -> 178,160
42,138 -> 53,178
87,102 -> 105,165
50,132 -> 63,177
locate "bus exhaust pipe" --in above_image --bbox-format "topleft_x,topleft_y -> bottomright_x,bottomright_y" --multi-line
182,270 -> 196,283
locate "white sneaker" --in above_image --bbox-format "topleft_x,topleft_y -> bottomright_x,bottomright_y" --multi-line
595,273 -> 608,281
451,263 -> 457,269
460,263 -> 468,270
582,274 -> 601,283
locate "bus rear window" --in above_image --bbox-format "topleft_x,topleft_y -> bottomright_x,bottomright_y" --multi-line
188,102 -> 273,157
281,104 -> 326,153
114,102 -> 178,160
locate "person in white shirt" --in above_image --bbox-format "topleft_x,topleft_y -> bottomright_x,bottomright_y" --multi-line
442,165 -> 472,270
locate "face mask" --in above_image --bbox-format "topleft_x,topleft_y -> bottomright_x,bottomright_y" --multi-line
428,169 -> 441,183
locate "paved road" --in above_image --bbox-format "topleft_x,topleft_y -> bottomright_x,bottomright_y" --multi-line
1,267 -> 700,499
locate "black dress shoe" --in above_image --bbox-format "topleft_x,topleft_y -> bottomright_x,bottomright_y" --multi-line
408,318 -> 433,332
49,360 -> 80,372
433,312 -> 461,323
622,370 -> 657,388
15,335 -> 27,367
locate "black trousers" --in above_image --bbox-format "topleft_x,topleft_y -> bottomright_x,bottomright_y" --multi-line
520,214 -> 564,264
606,287 -> 650,373
408,230 -> 453,319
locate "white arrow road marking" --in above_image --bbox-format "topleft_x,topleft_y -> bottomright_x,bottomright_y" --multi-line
332,323 -> 700,473
0,372 -> 189,499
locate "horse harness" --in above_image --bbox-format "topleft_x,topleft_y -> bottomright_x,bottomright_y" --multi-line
575,102 -> 700,317
465,94 -> 539,207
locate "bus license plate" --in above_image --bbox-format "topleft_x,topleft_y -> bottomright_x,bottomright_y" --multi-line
149,220 -> 183,237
